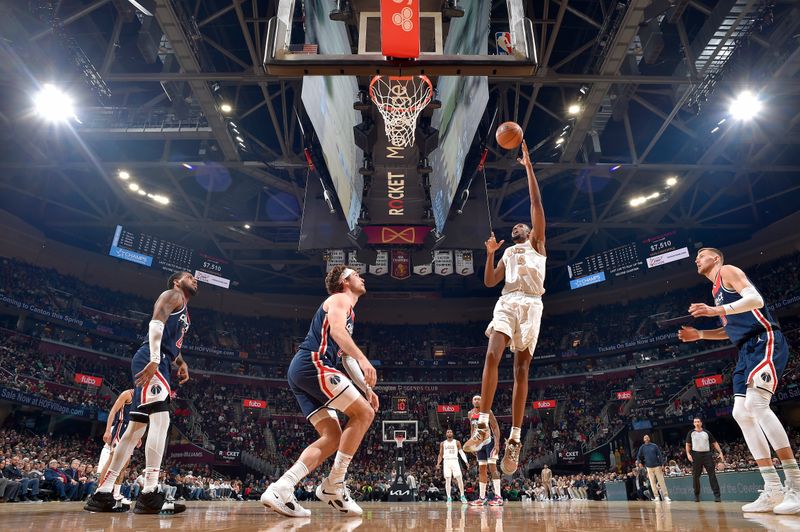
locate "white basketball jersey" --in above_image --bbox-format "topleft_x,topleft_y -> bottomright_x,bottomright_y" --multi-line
501,240 -> 546,296
443,439 -> 459,461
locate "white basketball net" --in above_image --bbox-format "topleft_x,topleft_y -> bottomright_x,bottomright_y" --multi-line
370,75 -> 432,148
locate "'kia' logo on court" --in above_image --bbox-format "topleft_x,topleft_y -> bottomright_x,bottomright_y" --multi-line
392,7 -> 414,32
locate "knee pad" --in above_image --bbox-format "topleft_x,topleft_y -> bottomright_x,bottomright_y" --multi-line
732,396 -> 754,424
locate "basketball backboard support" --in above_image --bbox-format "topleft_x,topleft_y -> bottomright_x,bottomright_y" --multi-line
382,420 -> 419,443
265,0 -> 537,77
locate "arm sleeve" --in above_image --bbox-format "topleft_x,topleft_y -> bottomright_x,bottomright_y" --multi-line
722,285 -> 764,315
148,320 -> 165,364
342,355 -> 370,395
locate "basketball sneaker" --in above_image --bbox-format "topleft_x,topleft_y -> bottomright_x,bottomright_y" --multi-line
316,477 -> 363,516
261,484 -> 311,518
133,490 -> 186,515
488,495 -> 504,507
468,498 -> 487,507
773,486 -> 800,514
741,489 -> 784,513
500,439 -> 521,475
447,496 -> 452,503
463,424 -> 491,453
112,498 -> 130,512
460,495 -> 468,504
84,491 -> 116,512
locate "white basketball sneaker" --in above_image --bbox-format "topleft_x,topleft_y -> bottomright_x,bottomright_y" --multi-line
261,483 -> 311,518
773,486 -> 800,515
316,477 -> 363,516
741,489 -> 784,513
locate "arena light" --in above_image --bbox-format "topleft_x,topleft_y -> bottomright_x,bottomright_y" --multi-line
629,196 -> 646,207
244,224 -> 251,229
137,189 -> 147,196
118,170 -> 130,180
152,194 -> 170,205
34,84 -> 76,122
128,183 -> 140,192
181,163 -> 194,170
567,103 -> 581,115
666,176 -> 677,187
235,136 -> 244,142
220,103 -> 232,113
555,137 -> 565,145
127,0 -> 156,16
729,90 -> 762,121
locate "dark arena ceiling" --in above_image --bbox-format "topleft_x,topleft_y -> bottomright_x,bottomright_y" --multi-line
0,0 -> 799,297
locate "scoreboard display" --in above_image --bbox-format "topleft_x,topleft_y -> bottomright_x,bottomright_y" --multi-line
567,231 -> 690,290
108,225 -> 232,288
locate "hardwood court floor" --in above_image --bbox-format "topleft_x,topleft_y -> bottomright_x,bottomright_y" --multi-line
1,499 -> 798,531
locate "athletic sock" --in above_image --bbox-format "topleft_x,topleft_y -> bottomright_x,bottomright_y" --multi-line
478,413 -> 489,425
98,468 -> 120,493
759,466 -> 782,491
509,427 -> 521,441
276,461 -> 309,490
142,467 -> 159,493
445,481 -> 452,498
328,451 -> 353,485
493,478 -> 501,497
781,458 -> 800,489
479,482 -> 487,499
113,484 -> 122,500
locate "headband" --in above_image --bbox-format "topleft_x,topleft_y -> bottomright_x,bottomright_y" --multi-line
340,268 -> 356,282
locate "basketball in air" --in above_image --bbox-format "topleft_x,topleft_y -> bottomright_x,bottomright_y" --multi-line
495,121 -> 523,150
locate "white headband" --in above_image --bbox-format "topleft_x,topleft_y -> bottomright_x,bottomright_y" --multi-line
340,268 -> 356,282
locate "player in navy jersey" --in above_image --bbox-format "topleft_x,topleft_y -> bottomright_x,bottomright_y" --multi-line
85,271 -> 195,515
262,265 -> 379,518
95,389 -> 138,510
678,248 -> 799,514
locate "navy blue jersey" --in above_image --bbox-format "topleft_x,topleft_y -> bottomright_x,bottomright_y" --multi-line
713,270 -> 779,346
298,302 -> 355,366
140,298 -> 190,365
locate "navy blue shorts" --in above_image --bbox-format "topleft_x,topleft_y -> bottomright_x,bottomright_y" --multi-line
110,418 -> 129,445
733,329 -> 790,396
476,436 -> 496,464
130,345 -> 172,423
287,350 -> 358,420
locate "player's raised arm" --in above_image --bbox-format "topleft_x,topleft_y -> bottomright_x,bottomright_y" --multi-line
518,141 -> 545,255
484,232 -> 506,287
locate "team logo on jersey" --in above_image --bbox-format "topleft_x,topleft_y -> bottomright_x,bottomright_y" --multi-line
760,372 -> 772,384
328,375 -> 341,387
150,384 -> 163,396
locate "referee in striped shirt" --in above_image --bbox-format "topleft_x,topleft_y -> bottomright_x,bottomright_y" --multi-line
685,417 -> 724,502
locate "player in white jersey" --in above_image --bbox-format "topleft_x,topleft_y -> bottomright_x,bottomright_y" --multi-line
463,140 -> 546,479
436,429 -> 470,504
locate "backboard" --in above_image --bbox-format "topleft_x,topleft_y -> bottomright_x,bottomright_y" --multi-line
265,0 -> 537,77
382,420 -> 419,443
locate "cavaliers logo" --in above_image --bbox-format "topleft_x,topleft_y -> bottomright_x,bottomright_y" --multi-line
760,372 -> 772,384
150,384 -> 163,396
328,375 -> 341,387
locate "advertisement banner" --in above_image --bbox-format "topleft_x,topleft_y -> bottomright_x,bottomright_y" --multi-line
532,400 -> 557,409
168,443 -> 215,463
695,374 -> 723,388
436,404 -> 462,413
434,250 -> 454,276
74,373 -> 103,387
390,250 -> 411,280
216,450 -> 241,462
557,449 -> 584,464
616,390 -> 633,400
0,386 -> 95,418
243,399 -> 267,409
363,226 -> 431,245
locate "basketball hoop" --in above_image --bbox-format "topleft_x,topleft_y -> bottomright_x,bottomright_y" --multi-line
369,75 -> 433,148
394,434 -> 406,448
